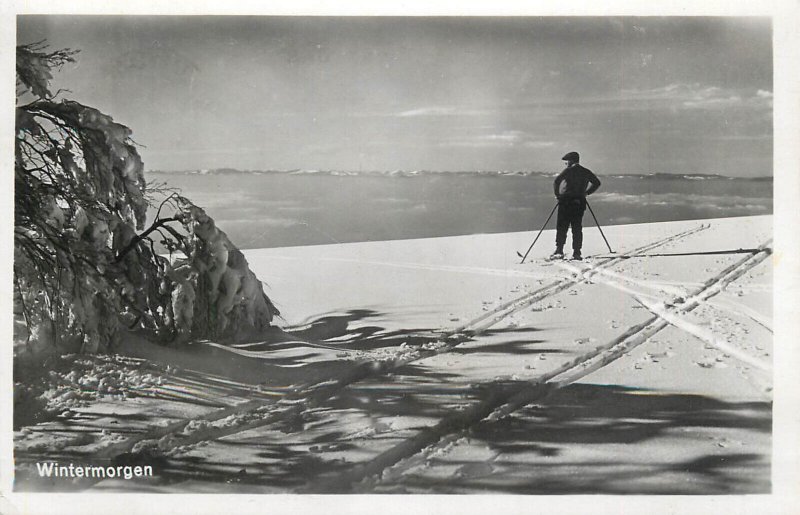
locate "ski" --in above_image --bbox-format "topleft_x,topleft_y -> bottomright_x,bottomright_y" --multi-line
516,252 -> 592,262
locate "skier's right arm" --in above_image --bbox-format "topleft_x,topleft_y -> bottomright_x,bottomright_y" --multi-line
585,170 -> 601,196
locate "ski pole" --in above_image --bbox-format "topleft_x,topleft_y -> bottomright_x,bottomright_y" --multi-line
586,200 -> 613,253
517,202 -> 558,264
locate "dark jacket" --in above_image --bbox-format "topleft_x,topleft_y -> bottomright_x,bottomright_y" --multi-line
553,164 -> 601,199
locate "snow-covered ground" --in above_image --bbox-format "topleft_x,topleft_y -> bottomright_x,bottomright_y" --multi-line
12,215 -> 774,495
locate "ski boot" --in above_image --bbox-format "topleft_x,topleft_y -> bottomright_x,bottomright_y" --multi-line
548,247 -> 565,261
571,251 -> 583,261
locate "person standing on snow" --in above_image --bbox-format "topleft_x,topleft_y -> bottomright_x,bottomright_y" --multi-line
551,151 -> 601,261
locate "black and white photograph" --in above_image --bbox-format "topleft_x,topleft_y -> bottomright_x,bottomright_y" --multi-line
2,1 -> 799,513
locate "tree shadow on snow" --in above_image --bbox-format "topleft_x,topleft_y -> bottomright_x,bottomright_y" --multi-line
282,309 -> 385,341
390,383 -> 771,494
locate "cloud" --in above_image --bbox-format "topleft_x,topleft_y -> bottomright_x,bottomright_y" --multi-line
275,205 -> 325,213
395,105 -> 493,118
370,197 -> 416,205
397,106 -> 459,117
349,105 -> 493,118
620,83 -> 773,111
523,141 -> 556,149
215,217 -> 302,229
480,130 -> 526,142
505,83 -> 772,119
439,130 -> 555,149
357,84 -> 773,122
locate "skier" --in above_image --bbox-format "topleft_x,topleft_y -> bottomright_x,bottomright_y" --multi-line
550,151 -> 601,261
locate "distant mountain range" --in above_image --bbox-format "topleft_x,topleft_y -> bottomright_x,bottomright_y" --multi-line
146,168 -> 773,181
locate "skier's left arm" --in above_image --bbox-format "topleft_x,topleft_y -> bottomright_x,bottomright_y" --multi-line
586,170 -> 601,196
553,172 -> 565,198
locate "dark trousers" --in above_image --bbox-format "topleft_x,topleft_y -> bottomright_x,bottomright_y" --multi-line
555,198 -> 586,251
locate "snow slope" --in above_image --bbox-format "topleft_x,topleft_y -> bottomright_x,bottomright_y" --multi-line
12,215 -> 773,495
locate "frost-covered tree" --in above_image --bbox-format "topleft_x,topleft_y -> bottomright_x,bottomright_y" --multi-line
15,42 -> 279,353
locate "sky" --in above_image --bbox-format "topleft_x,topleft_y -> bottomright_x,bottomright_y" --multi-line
16,16 -> 773,176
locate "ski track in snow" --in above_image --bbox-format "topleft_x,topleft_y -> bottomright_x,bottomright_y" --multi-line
326,241 -> 773,493
453,225 -> 708,335
633,295 -> 770,372
555,260 -> 773,344
555,260 -> 688,297
705,298 -> 773,333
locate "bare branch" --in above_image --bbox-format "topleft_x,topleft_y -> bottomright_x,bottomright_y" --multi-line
114,217 -> 179,263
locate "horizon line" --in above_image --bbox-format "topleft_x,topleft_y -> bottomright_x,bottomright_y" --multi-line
145,168 -> 774,179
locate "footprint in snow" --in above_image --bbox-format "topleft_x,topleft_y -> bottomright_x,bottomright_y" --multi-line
695,358 -> 726,369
